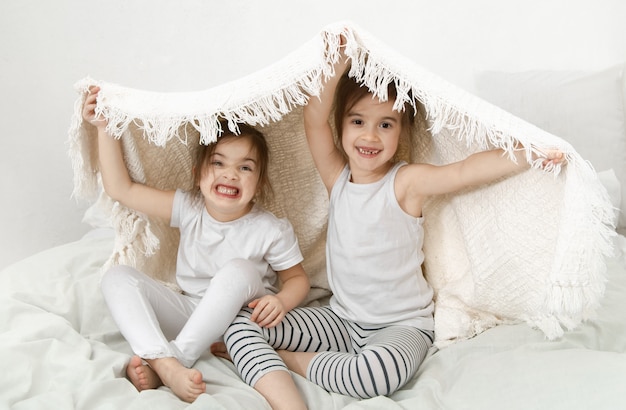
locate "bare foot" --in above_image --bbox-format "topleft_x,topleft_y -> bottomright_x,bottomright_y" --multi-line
126,355 -> 163,391
146,357 -> 206,403
210,341 -> 232,361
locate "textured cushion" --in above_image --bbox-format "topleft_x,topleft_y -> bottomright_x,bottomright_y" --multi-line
475,65 -> 626,229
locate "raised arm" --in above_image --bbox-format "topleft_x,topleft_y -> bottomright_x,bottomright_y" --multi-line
82,86 -> 175,221
398,146 -> 565,217
303,46 -> 350,193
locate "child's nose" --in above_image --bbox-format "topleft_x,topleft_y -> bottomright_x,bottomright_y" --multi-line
362,126 -> 379,140
222,167 -> 238,180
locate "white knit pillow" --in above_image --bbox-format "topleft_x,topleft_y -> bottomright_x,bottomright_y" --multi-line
475,64 -> 626,229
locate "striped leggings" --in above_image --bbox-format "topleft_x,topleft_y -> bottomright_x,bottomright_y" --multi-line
224,306 -> 433,399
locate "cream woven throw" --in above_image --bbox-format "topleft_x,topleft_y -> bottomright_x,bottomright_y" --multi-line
68,22 -> 615,347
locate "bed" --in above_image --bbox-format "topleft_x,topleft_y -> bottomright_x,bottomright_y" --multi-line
2,229 -> 625,409
2,23 -> 626,410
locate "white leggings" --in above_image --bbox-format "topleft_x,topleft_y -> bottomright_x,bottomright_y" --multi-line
101,259 -> 267,368
225,306 -> 433,399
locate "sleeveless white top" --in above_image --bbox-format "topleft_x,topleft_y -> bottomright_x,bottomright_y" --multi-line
326,162 -> 434,329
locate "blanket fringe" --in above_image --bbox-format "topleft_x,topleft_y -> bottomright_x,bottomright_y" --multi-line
68,21 -> 616,344
104,203 -> 160,270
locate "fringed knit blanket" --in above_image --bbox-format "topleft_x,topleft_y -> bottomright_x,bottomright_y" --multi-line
68,22 -> 615,347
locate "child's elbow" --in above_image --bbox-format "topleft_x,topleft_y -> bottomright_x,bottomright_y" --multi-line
102,182 -> 131,205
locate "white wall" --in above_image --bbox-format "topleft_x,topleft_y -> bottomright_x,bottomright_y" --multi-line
1,0 -> 625,270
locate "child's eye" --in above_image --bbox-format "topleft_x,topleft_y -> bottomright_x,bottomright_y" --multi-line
380,122 -> 392,129
241,165 -> 253,172
211,160 -> 223,167
352,119 -> 363,125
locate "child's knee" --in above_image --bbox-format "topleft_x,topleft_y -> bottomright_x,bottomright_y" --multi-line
358,347 -> 414,396
213,259 -> 264,294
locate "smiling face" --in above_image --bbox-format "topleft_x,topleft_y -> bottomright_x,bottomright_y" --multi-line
341,95 -> 403,183
334,74 -> 416,184
198,136 -> 261,221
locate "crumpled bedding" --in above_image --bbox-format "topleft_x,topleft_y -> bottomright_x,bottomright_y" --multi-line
1,229 -> 625,409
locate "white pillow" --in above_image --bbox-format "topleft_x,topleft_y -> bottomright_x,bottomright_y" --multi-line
474,64 -> 626,229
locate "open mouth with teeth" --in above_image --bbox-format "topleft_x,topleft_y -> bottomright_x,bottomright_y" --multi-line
357,147 -> 381,156
215,184 -> 240,197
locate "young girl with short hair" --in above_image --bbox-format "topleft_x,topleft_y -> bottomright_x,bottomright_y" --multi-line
82,87 -> 310,403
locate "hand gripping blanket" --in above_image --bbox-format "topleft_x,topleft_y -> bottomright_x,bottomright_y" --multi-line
68,22 -> 616,347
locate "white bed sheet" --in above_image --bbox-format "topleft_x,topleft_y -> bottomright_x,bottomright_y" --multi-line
1,229 -> 625,410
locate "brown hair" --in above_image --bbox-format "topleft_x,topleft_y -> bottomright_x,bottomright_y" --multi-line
194,121 -> 273,203
333,72 -> 416,161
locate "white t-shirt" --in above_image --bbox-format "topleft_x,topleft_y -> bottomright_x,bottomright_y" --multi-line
171,190 -> 304,298
326,162 -> 434,330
